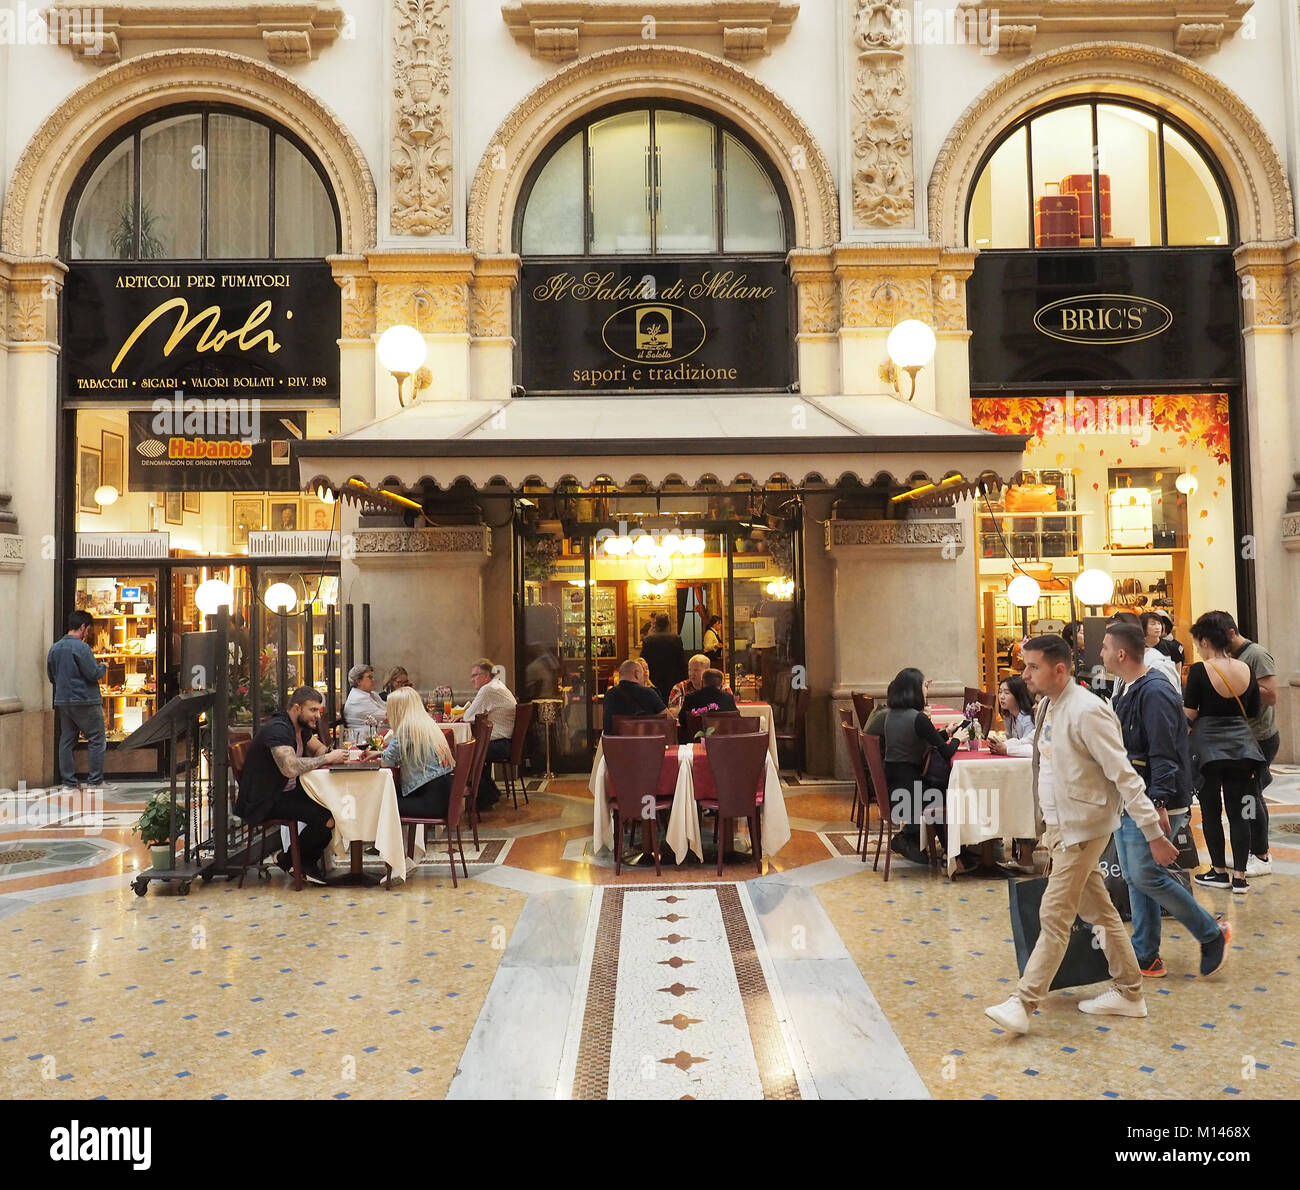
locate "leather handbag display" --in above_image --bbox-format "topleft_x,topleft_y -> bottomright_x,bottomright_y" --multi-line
1005,483 -> 1058,513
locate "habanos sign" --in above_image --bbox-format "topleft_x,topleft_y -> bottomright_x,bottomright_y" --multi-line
1032,293 -> 1174,345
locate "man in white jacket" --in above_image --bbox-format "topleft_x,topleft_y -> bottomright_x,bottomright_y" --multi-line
986,635 -> 1180,1036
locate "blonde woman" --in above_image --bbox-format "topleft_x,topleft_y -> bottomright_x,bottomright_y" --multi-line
380,687 -> 456,818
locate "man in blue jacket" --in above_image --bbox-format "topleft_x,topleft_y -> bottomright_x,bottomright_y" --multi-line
1102,622 -> 1229,979
47,611 -> 108,791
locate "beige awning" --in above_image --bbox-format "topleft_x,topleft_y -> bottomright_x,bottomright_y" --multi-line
296,394 -> 1027,496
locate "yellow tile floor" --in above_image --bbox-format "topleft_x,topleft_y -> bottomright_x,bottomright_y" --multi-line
817,863 -> 1300,1100
0,878 -> 525,1100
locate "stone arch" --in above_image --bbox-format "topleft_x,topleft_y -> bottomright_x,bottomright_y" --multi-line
467,44 -> 839,255
2,48 -> 377,257
928,41 -> 1294,248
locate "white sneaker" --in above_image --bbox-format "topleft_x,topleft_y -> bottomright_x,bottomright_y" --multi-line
1078,988 -> 1147,1018
984,996 -> 1029,1035
1246,854 -> 1272,877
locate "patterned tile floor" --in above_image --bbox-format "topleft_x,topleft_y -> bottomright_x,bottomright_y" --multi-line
0,773 -> 1294,1099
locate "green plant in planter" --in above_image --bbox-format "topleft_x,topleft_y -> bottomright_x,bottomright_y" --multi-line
134,793 -> 177,869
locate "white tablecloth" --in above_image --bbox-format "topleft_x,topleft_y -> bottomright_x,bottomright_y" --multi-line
299,767 -> 420,881
440,720 -> 474,744
920,749 -> 1038,876
590,744 -> 789,864
736,702 -> 779,767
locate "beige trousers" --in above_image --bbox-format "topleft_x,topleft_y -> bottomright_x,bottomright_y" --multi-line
1016,824 -> 1142,1011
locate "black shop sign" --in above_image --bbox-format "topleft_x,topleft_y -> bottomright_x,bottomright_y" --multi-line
968,248 -> 1241,389
63,263 -> 340,399
519,260 -> 791,393
128,407 -> 306,493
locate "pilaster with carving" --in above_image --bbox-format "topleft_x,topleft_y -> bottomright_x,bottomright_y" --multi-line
330,255 -> 376,341
391,0 -> 455,237
469,256 -> 521,340
1235,243 -> 1291,329
850,1 -> 915,230
834,245 -> 942,329
789,249 -> 838,334
932,249 -> 978,331
0,256 -> 65,344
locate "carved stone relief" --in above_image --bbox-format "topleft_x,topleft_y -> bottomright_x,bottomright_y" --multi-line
391,0 -> 455,237
851,1 -> 915,229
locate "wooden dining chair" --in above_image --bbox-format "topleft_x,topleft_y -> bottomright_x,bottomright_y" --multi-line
230,738 -> 304,892
701,713 -> 758,736
841,721 -> 872,841
775,687 -> 810,772
611,715 -> 677,746
859,732 -> 895,881
851,692 -> 876,731
501,700 -> 536,810
386,740 -> 473,890
463,718 -> 491,849
698,732 -> 770,875
963,686 -> 996,736
838,707 -> 856,729
602,735 -> 675,876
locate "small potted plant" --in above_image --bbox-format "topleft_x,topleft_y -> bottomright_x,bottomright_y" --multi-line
691,703 -> 721,741
134,792 -> 178,870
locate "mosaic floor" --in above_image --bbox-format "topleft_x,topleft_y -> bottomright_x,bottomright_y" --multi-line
0,773 -> 1295,1099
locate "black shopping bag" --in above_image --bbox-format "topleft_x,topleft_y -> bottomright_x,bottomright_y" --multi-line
1099,837 -> 1194,921
1170,816 -> 1201,871
1008,875 -> 1111,992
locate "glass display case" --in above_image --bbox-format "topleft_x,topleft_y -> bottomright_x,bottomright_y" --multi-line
75,574 -> 159,748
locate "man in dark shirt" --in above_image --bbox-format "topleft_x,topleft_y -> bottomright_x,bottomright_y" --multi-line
235,686 -> 347,885
603,659 -> 670,733
639,613 -> 687,703
1102,623 -> 1228,978
47,610 -> 108,791
678,668 -> 739,720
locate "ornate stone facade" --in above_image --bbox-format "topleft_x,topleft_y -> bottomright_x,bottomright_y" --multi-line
1235,244 -> 1293,329
928,41 -> 1295,248
466,45 -> 838,255
825,519 -> 965,550
352,527 -> 493,557
44,2 -> 348,65
500,1 -> 800,62
391,0 -> 455,237
0,256 -> 65,344
955,1 -> 1254,59
0,50 -> 376,257
850,1 -> 915,230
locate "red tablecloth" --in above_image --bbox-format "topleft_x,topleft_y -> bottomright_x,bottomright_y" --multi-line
653,743 -> 763,802
952,743 -> 1006,760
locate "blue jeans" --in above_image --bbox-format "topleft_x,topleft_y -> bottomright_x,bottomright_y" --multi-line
1115,811 -> 1219,963
57,702 -> 106,786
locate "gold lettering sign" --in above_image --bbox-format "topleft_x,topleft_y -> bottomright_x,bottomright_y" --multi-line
1033,293 -> 1173,345
110,298 -> 283,374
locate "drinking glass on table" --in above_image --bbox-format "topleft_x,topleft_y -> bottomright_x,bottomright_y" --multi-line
443,699 -> 453,716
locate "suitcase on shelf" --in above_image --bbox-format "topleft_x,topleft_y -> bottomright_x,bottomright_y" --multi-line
1061,173 -> 1112,240
1034,192 -> 1080,247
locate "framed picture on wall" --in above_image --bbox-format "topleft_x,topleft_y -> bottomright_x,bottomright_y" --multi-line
100,431 -> 124,494
231,497 -> 263,547
268,499 -> 299,532
78,447 -> 101,514
164,491 -> 183,525
302,499 -> 335,532
182,490 -> 200,515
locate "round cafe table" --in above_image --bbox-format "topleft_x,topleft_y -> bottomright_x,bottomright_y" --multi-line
299,764 -> 419,885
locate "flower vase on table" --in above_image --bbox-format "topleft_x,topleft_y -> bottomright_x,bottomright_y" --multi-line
964,701 -> 984,750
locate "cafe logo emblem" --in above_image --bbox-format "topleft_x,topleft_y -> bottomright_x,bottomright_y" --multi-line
602,302 -> 707,364
1033,292 -> 1173,345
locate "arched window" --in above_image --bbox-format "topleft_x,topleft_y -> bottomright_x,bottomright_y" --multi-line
966,99 -> 1233,249
518,105 -> 788,256
65,106 -> 339,260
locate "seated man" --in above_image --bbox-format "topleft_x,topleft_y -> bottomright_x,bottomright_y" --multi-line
668,654 -> 732,709
678,668 -> 740,739
603,659 -> 670,733
235,686 -> 348,886
462,657 -> 517,810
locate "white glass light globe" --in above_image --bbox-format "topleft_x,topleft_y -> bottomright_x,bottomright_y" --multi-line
264,582 -> 298,613
376,324 -> 427,375
660,533 -> 682,555
603,535 -> 632,557
1075,568 -> 1115,607
886,319 -> 937,369
1174,472 -> 1198,496
1007,574 -> 1041,609
315,484 -> 336,504
93,485 -> 119,507
632,533 -> 658,557
681,535 -> 707,555
195,578 -> 234,616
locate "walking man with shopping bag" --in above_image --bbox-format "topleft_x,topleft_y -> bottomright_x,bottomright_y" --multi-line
986,635 -> 1180,1035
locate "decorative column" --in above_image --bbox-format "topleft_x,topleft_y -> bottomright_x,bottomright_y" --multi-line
788,249 -> 839,395
469,254 -> 520,401
845,0 -> 919,240
347,526 -> 495,694
825,517 -> 972,778
1,254 -> 64,786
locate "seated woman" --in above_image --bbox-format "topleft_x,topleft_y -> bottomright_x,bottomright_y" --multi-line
380,687 -> 456,819
677,668 -> 739,742
997,676 -> 1035,739
381,666 -> 412,699
343,665 -> 389,730
880,667 -> 975,872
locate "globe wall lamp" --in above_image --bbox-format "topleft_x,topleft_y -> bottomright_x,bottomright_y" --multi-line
264,582 -> 299,710
377,325 -> 432,407
880,319 -> 937,401
1007,573 -> 1041,639
1075,568 -> 1115,615
1175,472 -> 1198,496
